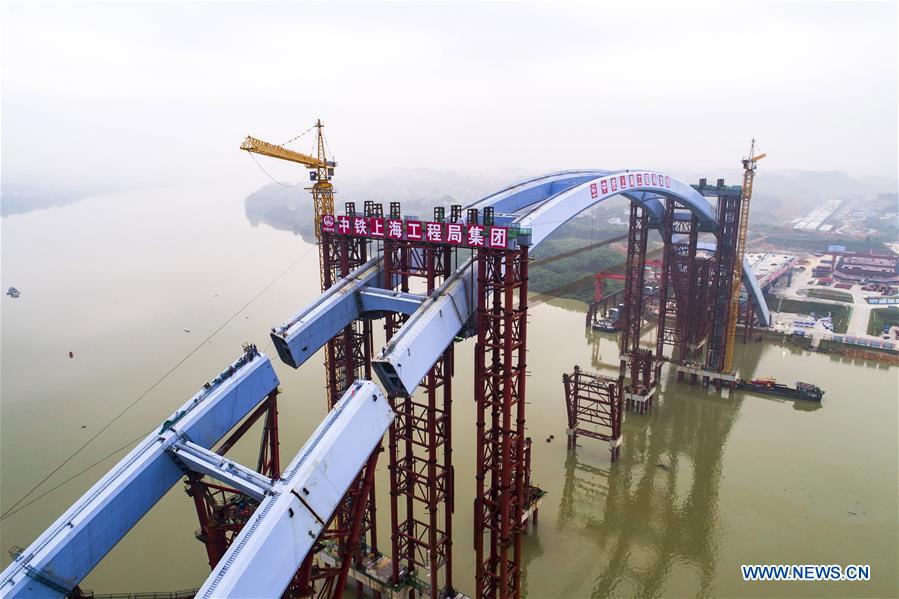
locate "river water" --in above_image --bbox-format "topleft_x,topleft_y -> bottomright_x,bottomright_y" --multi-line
1,186 -> 896,597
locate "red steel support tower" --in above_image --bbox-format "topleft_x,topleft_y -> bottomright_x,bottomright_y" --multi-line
473,243 -> 529,599
383,204 -> 457,598
656,200 -> 706,369
741,300 -> 756,343
705,192 -> 742,377
617,203 -> 653,414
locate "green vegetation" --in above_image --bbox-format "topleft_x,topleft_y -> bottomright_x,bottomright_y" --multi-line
867,307 -> 899,336
766,297 -> 851,334
806,288 -> 854,303
529,215 -> 629,304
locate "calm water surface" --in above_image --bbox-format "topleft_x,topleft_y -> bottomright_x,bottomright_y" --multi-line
1,187 -> 896,597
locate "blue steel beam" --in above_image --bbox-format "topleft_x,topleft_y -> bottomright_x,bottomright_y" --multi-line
167,439 -> 274,502
0,350 -> 279,598
358,287 -> 427,316
371,258 -> 477,396
467,170 -> 610,215
195,380 -> 394,599
510,171 -> 716,242
497,172 -> 765,322
269,254 -> 428,370
270,255 -> 384,369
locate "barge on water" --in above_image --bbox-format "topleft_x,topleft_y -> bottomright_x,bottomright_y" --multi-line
735,378 -> 824,401
591,318 -> 618,333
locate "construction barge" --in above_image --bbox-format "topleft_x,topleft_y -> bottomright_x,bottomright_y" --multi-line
735,378 -> 824,402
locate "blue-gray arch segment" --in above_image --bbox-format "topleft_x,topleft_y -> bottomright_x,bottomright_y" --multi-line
469,170 -> 769,326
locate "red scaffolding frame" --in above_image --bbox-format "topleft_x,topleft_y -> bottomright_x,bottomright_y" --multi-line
383,203 -> 457,598
617,203 -> 655,415
705,191 -> 742,380
562,366 -> 622,461
473,244 -> 529,599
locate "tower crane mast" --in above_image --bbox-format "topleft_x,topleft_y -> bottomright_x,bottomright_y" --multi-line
723,140 -> 766,373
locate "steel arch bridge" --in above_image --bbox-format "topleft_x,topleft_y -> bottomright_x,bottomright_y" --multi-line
469,169 -> 768,323
367,169 -> 768,398
2,169 -> 766,599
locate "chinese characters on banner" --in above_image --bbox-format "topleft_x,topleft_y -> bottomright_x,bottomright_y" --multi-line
321,215 -> 510,249
595,171 -> 670,197
319,172 -> 667,246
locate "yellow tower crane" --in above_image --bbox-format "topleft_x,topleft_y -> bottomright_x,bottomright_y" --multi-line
723,139 -> 767,373
240,119 -> 336,287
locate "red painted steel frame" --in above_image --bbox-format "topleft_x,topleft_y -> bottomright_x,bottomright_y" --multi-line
474,245 -> 529,599
563,366 -> 621,461
617,204 -> 651,400
656,200 -> 705,366
741,300 -> 756,343
706,193 -> 741,375
384,222 -> 456,598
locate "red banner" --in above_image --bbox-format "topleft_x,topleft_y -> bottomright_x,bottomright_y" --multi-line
323,215 -> 512,249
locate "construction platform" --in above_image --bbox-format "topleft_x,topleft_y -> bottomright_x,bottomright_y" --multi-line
675,363 -> 737,395
624,385 -> 656,415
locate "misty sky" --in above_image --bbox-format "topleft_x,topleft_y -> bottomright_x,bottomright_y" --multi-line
2,1 -> 897,193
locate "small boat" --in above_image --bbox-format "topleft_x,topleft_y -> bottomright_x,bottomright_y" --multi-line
6,287 -> 20,298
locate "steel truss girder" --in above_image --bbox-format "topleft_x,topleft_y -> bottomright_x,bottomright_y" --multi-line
0,350 -> 279,598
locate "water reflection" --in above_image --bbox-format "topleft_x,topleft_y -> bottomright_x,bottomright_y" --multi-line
557,369 -> 743,597
519,523 -> 544,598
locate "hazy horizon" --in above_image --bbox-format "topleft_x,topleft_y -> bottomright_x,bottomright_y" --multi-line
2,1 -> 897,197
